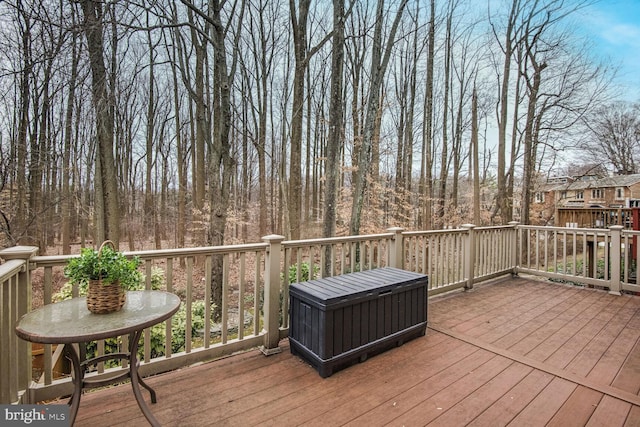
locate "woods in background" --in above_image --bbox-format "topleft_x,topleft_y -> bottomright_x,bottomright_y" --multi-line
0,0 -> 621,253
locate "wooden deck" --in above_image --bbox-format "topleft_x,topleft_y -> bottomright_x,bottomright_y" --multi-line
70,276 -> 640,426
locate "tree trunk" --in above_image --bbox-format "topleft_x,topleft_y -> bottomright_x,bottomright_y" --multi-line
168,5 -> 187,252
62,30 -> 80,254
80,0 -> 119,246
186,5 -> 208,211
14,3 -> 31,245
438,4 -> 453,227
288,0 -> 311,240
350,0 -> 408,236
472,87 -> 480,225
495,0 -> 519,224
521,59 -> 546,225
419,0 -> 435,230
206,0 -> 243,321
144,23 -> 156,232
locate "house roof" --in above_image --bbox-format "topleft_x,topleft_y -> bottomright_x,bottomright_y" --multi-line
550,174 -> 640,191
596,174 -> 640,187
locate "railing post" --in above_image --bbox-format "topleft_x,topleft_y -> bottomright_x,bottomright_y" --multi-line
609,225 -> 623,296
261,235 -> 285,355
509,221 -> 520,275
387,227 -> 405,269
461,224 -> 476,290
0,246 -> 38,404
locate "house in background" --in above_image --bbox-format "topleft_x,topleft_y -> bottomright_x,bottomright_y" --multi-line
533,174 -> 640,228
551,174 -> 640,208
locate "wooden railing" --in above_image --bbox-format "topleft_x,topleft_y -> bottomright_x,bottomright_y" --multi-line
0,247 -> 36,405
516,224 -> 640,295
5,222 -> 638,405
556,207 -> 635,229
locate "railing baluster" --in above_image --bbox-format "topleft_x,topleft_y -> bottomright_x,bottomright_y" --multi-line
527,229 -> 531,269
185,257 -> 193,354
604,232 -> 610,281
9,276 -> 17,402
4,275 -> 14,401
253,252 -> 261,336
421,237 -> 427,276
143,259 -> 153,365
319,245 -> 326,279
166,258 -> 174,357
222,254 -> 229,344
238,253 -> 246,338
552,230 -> 557,273
41,268 -> 53,385
0,274 -> 6,403
296,249 -> 303,280
309,246 -> 316,279
623,233 -> 632,286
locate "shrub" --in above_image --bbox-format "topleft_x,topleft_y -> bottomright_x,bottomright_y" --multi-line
53,267 -> 212,366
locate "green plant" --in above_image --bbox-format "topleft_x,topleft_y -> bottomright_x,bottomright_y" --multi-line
284,262 -> 319,284
54,267 -> 212,365
64,243 -> 142,291
54,266 -> 161,302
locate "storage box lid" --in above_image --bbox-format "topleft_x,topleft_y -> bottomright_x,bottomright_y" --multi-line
289,267 -> 427,306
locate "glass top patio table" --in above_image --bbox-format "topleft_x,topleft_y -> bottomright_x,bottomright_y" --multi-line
15,290 -> 181,344
15,290 -> 181,427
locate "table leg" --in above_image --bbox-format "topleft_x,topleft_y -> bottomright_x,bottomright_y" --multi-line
64,343 -> 83,426
128,330 -> 160,426
137,373 -> 157,404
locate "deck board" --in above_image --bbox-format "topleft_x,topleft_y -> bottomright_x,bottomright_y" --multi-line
507,377 -> 577,425
466,369 -> 555,427
261,333 -> 465,426
338,349 -> 496,426
545,386 -> 602,427
424,362 -> 534,427
613,337 -> 640,395
66,276 -> 640,426
586,396 -> 632,426
624,405 -> 640,425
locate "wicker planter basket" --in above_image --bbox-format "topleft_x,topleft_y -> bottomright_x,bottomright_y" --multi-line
85,240 -> 126,314
87,280 -> 126,314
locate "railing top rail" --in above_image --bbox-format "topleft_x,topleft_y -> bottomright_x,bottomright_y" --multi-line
0,259 -> 25,282
517,225 -> 613,233
130,243 -> 269,259
474,225 -> 519,231
402,224 -> 518,238
557,207 -> 633,211
32,242 -> 270,268
402,228 -> 468,237
282,233 -> 395,248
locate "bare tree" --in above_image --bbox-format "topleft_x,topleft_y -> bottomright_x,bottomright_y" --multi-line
472,86 -> 481,224
287,0 -> 333,240
80,0 -> 120,246
209,0 -> 244,319
242,0 -> 286,237
61,15 -> 81,254
322,0 -> 346,274
419,0 -> 436,230
582,102 -> 640,175
490,0 -> 520,224
13,0 -> 32,245
350,0 -> 408,236
391,4 -> 420,226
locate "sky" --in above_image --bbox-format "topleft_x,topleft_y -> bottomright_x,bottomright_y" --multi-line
576,0 -> 640,101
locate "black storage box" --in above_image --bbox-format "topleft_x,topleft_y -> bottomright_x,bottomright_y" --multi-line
289,267 -> 428,377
